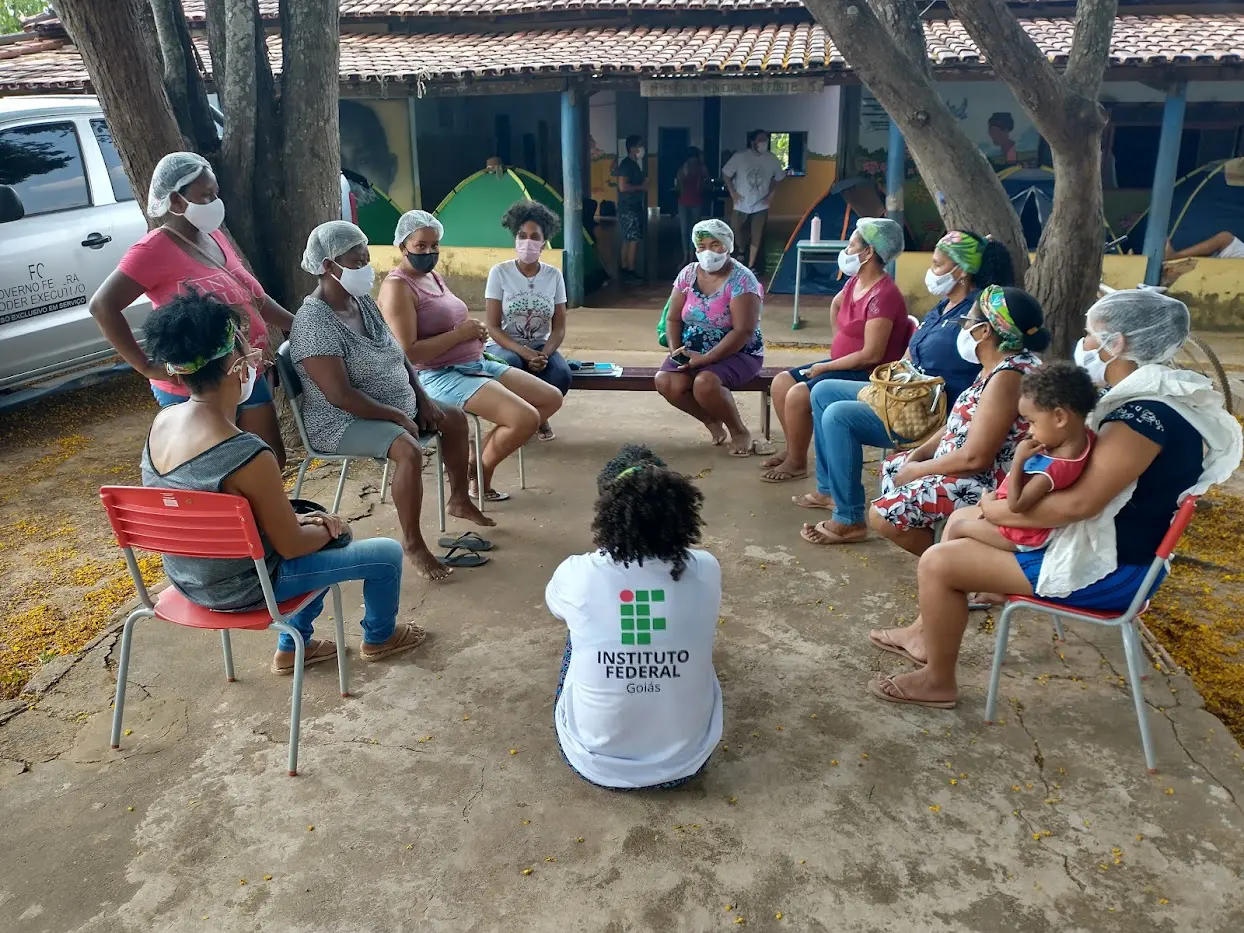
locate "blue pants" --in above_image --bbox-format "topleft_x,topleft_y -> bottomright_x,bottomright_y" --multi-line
271,537 -> 404,652
810,378 -> 892,526
491,344 -> 572,396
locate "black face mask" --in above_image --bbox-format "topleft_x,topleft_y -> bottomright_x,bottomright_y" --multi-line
405,251 -> 438,273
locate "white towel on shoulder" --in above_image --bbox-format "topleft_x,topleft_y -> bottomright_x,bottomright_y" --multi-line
1036,365 -> 1242,598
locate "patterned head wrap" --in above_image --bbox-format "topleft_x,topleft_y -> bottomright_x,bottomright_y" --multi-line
163,322 -> 238,376
978,285 -> 1035,352
691,217 -> 734,254
936,230 -> 984,275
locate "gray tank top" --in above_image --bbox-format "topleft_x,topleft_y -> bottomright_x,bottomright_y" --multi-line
141,432 -> 280,611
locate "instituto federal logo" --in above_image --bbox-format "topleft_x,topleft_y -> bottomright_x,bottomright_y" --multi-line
618,588 -> 666,645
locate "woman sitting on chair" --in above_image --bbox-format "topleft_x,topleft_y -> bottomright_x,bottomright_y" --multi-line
288,222 -> 491,583
867,289 -> 1241,709
141,290 -> 425,675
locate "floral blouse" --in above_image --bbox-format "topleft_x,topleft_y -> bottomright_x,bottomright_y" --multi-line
673,260 -> 764,357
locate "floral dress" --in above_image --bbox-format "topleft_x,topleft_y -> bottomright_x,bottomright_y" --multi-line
674,261 -> 764,357
871,350 -> 1042,530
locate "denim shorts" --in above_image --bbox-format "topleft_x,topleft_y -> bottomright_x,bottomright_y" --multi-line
150,369 -> 275,412
417,358 -> 509,408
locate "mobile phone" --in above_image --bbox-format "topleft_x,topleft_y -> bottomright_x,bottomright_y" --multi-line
670,350 -> 691,366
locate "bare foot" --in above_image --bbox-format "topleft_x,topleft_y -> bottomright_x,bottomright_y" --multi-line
761,458 -> 809,482
707,423 -> 728,446
728,431 -> 753,457
792,491 -> 833,510
407,545 -> 452,581
759,450 -> 788,469
869,668 -> 958,708
800,520 -> 868,546
270,638 -> 337,675
868,626 -> 927,665
447,496 -> 496,527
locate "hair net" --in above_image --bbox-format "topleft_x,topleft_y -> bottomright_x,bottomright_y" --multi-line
301,221 -> 369,275
394,209 -> 444,247
691,217 -> 734,254
1087,288 -> 1190,365
147,151 -> 212,218
855,217 -> 904,263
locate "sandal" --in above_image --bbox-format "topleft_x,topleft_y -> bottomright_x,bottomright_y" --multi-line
361,622 -> 426,662
537,424 -> 556,441
868,630 -> 926,666
440,546 -> 490,568
751,438 -> 778,457
792,492 -> 833,510
800,520 -> 868,546
761,468 -> 808,484
438,532 -> 493,552
867,674 -> 957,709
968,592 -> 1006,611
271,638 -> 338,676
469,485 -> 511,502
759,452 -> 788,469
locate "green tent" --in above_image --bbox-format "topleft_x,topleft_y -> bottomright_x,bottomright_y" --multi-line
433,168 -> 605,288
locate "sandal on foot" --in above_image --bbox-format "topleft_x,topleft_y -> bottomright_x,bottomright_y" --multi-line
801,521 -> 867,546
361,622 -> 426,662
751,438 -> 778,457
759,452 -> 788,469
537,424 -> 556,441
867,674 -> 956,709
271,638 -> 338,676
437,532 -> 493,552
761,468 -> 808,484
968,592 -> 1005,611
470,486 -> 511,502
792,493 -> 833,510
440,546 -> 490,568
868,631 -> 925,666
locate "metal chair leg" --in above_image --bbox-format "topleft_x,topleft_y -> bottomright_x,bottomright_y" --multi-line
380,460 -> 392,504
518,445 -> 526,490
110,608 -> 152,750
221,630 -> 236,682
436,444 -> 447,533
1050,613 -> 1066,643
1120,621 -> 1159,773
760,390 -> 772,440
984,603 -> 1015,724
271,622 -> 305,776
471,416 -> 485,509
331,459 -> 351,513
292,457 -> 310,500
329,584 -> 349,698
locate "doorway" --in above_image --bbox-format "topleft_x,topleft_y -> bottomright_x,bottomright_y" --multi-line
657,126 -> 690,217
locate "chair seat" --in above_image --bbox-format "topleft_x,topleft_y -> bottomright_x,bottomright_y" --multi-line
1007,594 -> 1149,622
154,585 -> 325,630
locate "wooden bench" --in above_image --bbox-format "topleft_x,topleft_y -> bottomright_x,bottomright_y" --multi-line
570,365 -> 782,439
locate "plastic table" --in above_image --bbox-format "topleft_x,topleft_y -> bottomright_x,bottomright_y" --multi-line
791,239 -> 849,330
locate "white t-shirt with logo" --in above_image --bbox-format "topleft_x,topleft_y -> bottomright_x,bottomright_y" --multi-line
484,260 -> 567,349
722,148 -> 786,215
546,549 -> 723,788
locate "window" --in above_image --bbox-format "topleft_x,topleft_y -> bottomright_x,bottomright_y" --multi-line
91,119 -> 134,202
0,121 -> 90,216
769,131 -> 807,176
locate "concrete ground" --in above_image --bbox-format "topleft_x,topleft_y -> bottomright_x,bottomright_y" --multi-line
2,316 -> 1243,933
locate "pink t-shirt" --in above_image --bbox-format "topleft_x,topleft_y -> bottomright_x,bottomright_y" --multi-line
997,432 -> 1096,548
385,266 -> 483,370
118,229 -> 268,395
830,275 -> 909,366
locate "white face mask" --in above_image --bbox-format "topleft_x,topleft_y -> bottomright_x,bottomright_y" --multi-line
697,249 -> 729,273
956,323 -> 986,364
1075,336 -> 1113,386
334,261 -> 376,298
925,267 -> 957,296
238,363 -> 257,403
837,249 -> 863,277
176,197 -> 226,234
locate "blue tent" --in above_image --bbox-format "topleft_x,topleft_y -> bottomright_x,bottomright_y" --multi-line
999,167 -> 1054,250
1125,158 -> 1244,253
767,185 -> 856,296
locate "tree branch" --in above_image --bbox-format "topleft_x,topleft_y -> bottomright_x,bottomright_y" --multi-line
1064,0 -> 1120,97
867,0 -> 930,78
148,0 -> 217,152
203,0 -> 226,82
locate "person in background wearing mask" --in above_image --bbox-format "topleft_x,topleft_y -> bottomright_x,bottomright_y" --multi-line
722,130 -> 787,270
761,218 -> 909,483
141,290 -> 425,676
868,290 -> 1240,711
90,151 -> 295,466
655,219 -> 765,457
289,221 -> 493,583
613,136 -> 648,285
792,230 -> 1015,536
378,211 -> 562,502
675,147 -> 708,266
484,200 -> 571,441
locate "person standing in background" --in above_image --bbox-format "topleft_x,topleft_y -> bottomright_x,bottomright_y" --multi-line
722,130 -> 786,270
613,136 -> 648,285
676,148 -> 708,266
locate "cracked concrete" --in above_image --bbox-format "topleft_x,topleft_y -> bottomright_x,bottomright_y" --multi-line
2,329 -> 1243,932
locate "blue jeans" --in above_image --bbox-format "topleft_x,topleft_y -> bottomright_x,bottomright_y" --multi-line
810,379 -> 892,526
490,344 -> 572,396
270,537 -> 404,652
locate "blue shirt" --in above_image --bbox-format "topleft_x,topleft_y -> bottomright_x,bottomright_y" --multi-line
908,292 -> 982,404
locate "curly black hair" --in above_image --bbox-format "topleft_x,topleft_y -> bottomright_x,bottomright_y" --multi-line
592,445 -> 704,581
958,230 -> 1016,290
501,198 -> 561,241
1021,360 -> 1099,418
143,289 -> 241,393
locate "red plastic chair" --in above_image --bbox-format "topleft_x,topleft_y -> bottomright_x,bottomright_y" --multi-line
99,486 -> 349,776
984,496 -> 1199,773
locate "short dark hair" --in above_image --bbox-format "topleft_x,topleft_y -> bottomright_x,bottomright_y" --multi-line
1021,360 -> 1098,418
143,290 -> 241,393
500,199 -> 561,240
625,135 -> 643,151
748,129 -> 768,145
685,146 -> 701,159
592,445 -> 704,581
989,112 -> 1015,132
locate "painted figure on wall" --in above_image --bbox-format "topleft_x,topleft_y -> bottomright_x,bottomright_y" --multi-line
340,100 -> 398,195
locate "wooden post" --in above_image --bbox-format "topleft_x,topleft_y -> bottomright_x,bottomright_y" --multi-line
1143,82 -> 1188,286
407,96 -> 423,210
561,86 -> 586,307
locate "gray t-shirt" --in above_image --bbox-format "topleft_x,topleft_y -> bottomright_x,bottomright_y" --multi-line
288,294 -> 418,451
141,432 -> 279,611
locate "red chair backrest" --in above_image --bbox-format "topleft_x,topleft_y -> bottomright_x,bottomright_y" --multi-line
1155,495 -> 1199,561
99,486 -> 265,560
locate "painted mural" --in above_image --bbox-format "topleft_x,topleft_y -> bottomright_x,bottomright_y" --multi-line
338,99 -> 415,244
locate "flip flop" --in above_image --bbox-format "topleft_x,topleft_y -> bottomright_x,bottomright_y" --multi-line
759,453 -> 787,469
761,468 -> 808,484
361,622 -> 426,662
868,632 -> 925,666
537,425 -> 557,441
728,441 -> 754,458
751,438 -> 778,457
867,674 -> 957,709
271,638 -> 338,676
440,546 -> 490,568
470,486 -> 512,502
968,592 -> 1005,611
438,532 -> 493,552
800,521 -> 868,546
792,493 -> 833,510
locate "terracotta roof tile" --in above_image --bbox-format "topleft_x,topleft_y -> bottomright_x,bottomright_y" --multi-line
2,15 -> 1242,92
166,0 -> 808,20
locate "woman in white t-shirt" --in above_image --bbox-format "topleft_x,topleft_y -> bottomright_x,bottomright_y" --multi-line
485,200 -> 572,441
546,444 -> 723,790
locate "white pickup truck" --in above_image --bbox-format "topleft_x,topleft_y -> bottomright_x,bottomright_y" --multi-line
0,95 -> 354,401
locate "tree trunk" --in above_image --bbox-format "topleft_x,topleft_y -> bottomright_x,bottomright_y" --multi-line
216,0 -> 264,277
54,0 -> 184,226
149,0 -> 218,154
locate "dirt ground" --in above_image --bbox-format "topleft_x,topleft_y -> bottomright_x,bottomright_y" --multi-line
1,308 -> 1242,931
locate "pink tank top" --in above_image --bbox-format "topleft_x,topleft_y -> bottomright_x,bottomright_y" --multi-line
385,266 -> 483,370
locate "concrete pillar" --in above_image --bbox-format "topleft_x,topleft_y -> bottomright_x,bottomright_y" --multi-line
407,96 -> 422,210
884,118 -> 906,278
561,87 -> 586,307
1143,82 -> 1188,286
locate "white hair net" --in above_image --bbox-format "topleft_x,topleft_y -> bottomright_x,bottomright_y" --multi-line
691,217 -> 734,254
855,217 -> 905,263
1087,288 -> 1190,365
147,151 -> 212,218
301,221 -> 368,275
394,209 -> 444,247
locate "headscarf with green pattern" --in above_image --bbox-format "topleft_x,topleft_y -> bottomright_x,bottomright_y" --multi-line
978,285 -> 1030,352
936,230 -> 984,275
